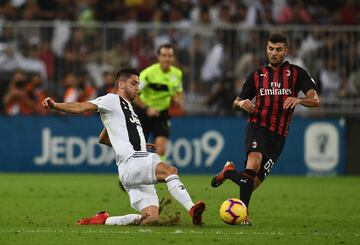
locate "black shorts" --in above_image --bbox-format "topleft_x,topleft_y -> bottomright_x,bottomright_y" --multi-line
134,106 -> 170,141
244,123 -> 286,181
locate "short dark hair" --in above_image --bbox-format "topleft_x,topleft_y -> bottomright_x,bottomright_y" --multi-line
115,68 -> 139,80
157,43 -> 174,55
268,33 -> 289,47
114,67 -> 139,89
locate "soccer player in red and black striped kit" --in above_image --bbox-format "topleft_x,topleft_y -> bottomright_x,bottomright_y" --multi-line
211,33 -> 320,225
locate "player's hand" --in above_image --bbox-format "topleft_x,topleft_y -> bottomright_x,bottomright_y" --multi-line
238,99 -> 255,113
146,107 -> 160,117
42,97 -> 56,110
283,97 -> 300,109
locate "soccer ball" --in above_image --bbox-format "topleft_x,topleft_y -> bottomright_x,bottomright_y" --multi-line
219,198 -> 247,225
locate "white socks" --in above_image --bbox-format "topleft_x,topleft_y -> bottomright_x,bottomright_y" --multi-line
165,174 -> 194,211
105,214 -> 142,225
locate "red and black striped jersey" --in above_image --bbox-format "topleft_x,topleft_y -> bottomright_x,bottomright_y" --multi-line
239,61 -> 317,136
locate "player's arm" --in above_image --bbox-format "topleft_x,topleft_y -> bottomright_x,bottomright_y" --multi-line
42,97 -> 97,113
283,68 -> 320,109
283,89 -> 320,109
99,128 -> 112,146
172,72 -> 184,108
233,73 -> 256,113
233,97 -> 255,113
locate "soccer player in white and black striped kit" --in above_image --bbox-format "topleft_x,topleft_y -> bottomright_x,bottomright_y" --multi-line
42,68 -> 205,226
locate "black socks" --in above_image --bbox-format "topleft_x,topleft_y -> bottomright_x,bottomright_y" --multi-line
224,168 -> 257,208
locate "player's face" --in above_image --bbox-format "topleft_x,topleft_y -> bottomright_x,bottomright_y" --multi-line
158,47 -> 174,71
123,74 -> 139,101
266,42 -> 288,68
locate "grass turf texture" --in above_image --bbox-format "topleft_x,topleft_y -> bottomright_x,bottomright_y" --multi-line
0,173 -> 359,245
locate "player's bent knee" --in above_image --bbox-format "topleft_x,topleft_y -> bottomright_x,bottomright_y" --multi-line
141,206 -> 159,225
168,166 -> 178,175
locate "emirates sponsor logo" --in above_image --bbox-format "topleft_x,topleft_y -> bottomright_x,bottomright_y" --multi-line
260,81 -> 292,96
260,87 -> 292,96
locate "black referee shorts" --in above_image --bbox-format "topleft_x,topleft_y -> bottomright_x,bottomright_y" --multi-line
134,106 -> 170,141
244,122 -> 286,181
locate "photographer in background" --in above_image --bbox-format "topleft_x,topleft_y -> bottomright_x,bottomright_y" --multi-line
2,70 -> 48,115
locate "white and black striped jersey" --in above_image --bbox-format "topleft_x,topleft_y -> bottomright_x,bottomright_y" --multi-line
89,93 -> 147,164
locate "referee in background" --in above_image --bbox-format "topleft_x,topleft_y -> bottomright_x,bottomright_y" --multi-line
134,44 -> 183,162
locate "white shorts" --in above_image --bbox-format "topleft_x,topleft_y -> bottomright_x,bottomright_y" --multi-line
118,152 -> 160,212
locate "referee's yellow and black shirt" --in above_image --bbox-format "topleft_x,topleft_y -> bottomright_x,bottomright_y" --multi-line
139,63 -> 183,111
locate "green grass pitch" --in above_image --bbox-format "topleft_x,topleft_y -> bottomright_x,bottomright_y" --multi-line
0,173 -> 359,244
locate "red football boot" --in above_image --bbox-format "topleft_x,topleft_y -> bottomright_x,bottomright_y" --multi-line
211,161 -> 236,187
76,211 -> 109,225
189,201 -> 206,226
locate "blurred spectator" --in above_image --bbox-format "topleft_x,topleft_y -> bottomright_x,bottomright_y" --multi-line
27,72 -> 49,115
318,58 -> 342,100
278,0 -> 311,24
85,52 -> 113,89
205,77 -> 243,116
63,73 -> 79,103
63,72 -> 96,103
98,70 -> 115,96
51,20 -> 71,57
135,0 -> 157,22
2,70 -> 47,115
217,4 -> 232,25
38,39 -> 55,82
232,2 -> 247,24
286,38 -> 307,69
200,30 -> 225,86
192,5 -> 215,52
37,0 -> 58,20
103,42 -> 132,69
61,28 -> 90,74
242,0 -> 273,27
189,34 -> 205,84
0,0 -> 17,20
0,43 -> 18,73
337,0 -> 358,25
18,40 -> 48,82
190,0 -> 219,23
306,0 -> 332,25
76,0 -> 96,25
21,0 -> 40,20
347,69 -> 360,97
234,53 -> 261,83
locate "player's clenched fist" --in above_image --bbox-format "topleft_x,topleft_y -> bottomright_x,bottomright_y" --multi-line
42,97 -> 56,110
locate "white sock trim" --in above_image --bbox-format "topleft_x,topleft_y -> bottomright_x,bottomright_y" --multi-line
165,174 -> 179,183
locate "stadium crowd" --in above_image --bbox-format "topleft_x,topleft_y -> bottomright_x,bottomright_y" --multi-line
0,0 -> 359,115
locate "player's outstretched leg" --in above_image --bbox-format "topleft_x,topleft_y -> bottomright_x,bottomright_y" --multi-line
77,211 -> 143,225
211,161 -> 236,187
189,201 -> 206,226
76,211 -> 109,225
